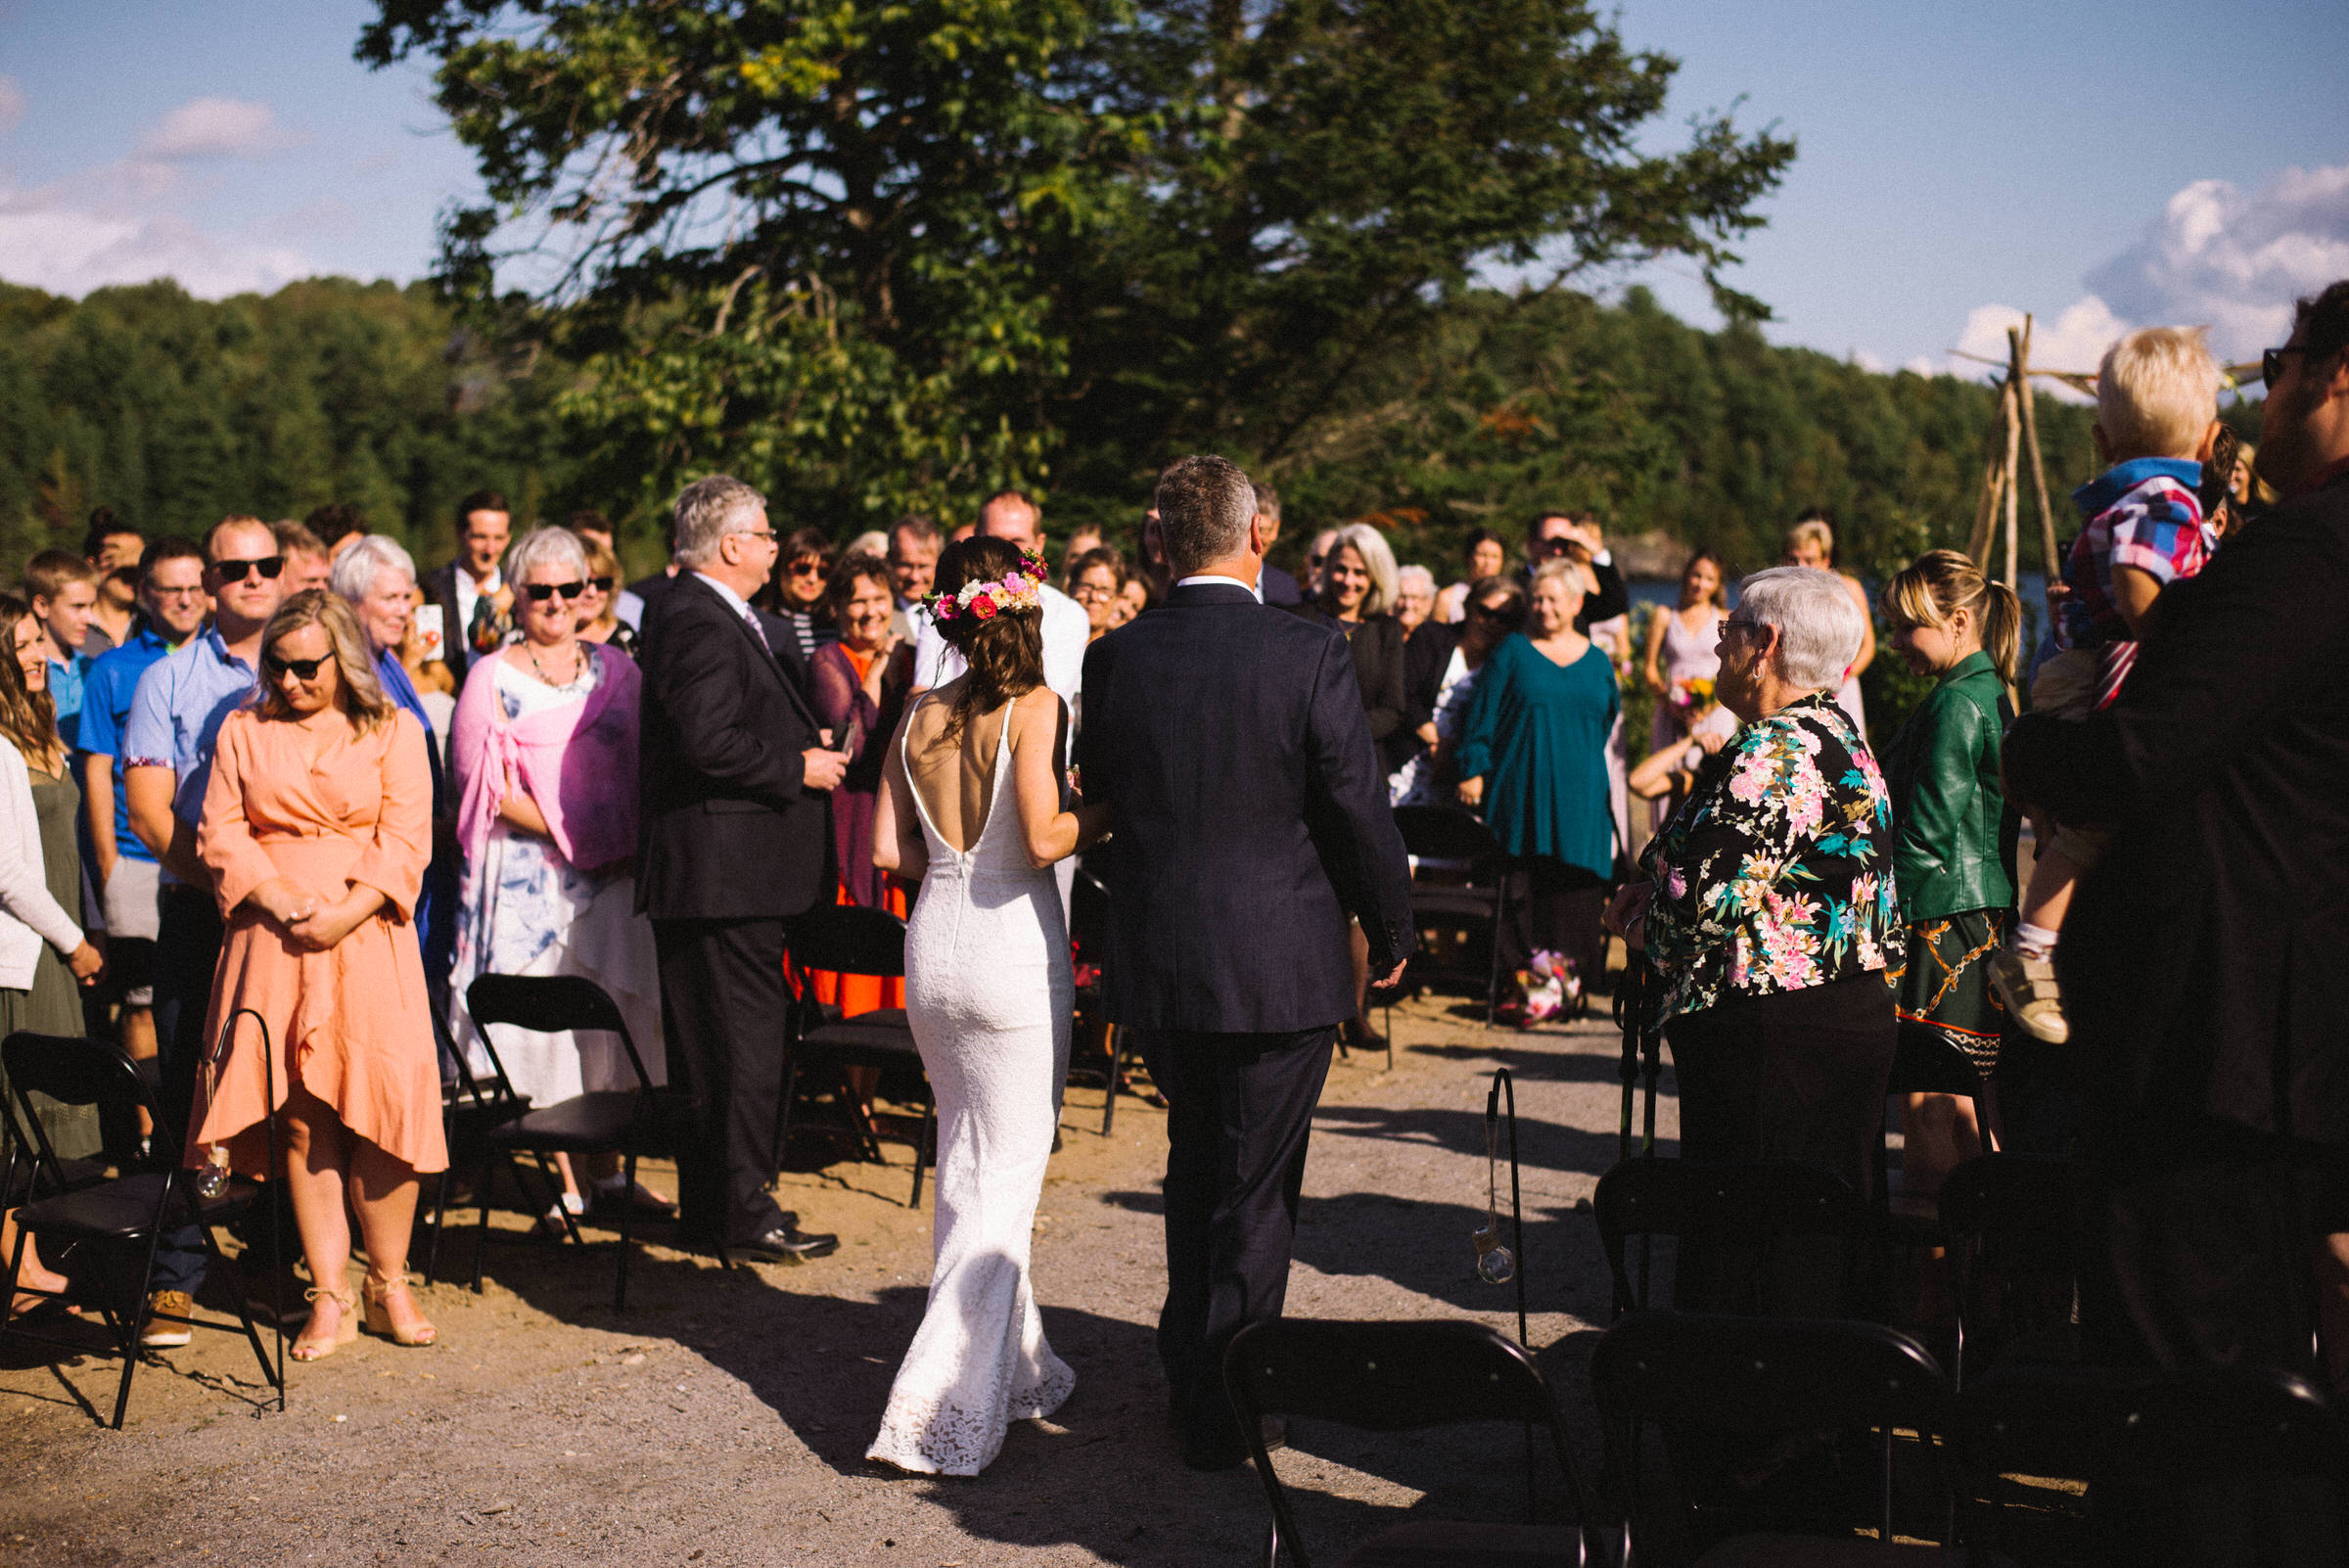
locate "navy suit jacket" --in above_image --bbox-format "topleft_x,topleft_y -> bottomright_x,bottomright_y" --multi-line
1077,581 -> 1414,1033
635,572 -> 833,922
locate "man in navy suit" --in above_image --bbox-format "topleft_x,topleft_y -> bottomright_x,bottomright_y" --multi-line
637,475 -> 849,1264
1079,455 -> 1414,1468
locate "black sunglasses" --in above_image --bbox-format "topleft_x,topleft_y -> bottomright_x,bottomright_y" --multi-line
213,556 -> 284,582
1468,600 -> 1512,621
2263,345 -> 2309,389
589,576 -> 615,594
522,580 -> 587,603
263,653 -> 328,679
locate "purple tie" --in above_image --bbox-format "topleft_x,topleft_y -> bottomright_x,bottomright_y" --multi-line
743,609 -> 772,655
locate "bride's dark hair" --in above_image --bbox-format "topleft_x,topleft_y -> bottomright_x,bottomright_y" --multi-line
932,535 -> 1045,741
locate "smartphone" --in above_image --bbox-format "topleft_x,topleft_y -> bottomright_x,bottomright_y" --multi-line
413,603 -> 445,663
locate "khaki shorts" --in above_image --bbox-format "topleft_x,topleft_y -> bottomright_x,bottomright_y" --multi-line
2026,648 -> 2112,870
102,855 -> 162,942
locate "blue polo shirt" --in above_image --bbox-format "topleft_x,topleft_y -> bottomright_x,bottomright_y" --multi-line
47,651 -> 90,750
72,626 -> 179,865
121,628 -> 259,886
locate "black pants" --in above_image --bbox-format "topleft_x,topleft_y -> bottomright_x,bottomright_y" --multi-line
1498,856 -> 1605,994
148,885 -> 225,1295
1666,974 -> 1897,1314
653,917 -> 793,1248
1138,1025 -> 1336,1452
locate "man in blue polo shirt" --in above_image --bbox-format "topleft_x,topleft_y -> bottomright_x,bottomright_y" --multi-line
119,516 -> 284,1346
76,536 -> 209,1093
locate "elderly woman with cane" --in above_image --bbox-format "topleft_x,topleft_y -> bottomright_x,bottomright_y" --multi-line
1605,567 -> 1903,1311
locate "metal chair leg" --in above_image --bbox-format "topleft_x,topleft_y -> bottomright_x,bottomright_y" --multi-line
423,1166 -> 452,1285
1100,1026 -> 1123,1138
113,1192 -> 174,1429
615,1150 -> 636,1313
909,1098 -> 934,1210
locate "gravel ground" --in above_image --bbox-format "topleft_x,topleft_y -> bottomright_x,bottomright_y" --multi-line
0,989 -> 1678,1568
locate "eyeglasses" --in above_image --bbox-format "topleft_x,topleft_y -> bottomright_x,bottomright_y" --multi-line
149,585 -> 207,601
522,580 -> 587,603
2264,345 -> 2309,389
212,557 -> 284,582
1721,616 -> 1764,639
589,576 -> 614,594
740,529 -> 780,545
262,653 -> 328,680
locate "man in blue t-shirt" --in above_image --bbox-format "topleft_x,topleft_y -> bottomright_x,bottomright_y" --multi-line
76,536 -> 209,1078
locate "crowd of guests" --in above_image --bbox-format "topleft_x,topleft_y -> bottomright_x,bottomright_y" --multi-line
1,279 -> 2344,1480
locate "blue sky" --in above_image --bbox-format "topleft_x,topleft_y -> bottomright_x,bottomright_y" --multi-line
2,0 -> 2344,385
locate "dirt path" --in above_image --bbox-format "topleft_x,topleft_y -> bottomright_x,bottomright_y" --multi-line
0,992 -> 1677,1567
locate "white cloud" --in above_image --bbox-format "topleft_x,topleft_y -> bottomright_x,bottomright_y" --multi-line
0,78 -> 24,136
0,184 -> 313,298
135,96 -> 304,161
2087,165 -> 2349,362
1933,163 -> 2349,398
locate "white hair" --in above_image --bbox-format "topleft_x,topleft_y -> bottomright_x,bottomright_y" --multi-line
1735,566 -> 1865,692
329,533 -> 417,603
671,475 -> 767,568
1396,564 -> 1436,598
848,530 -> 890,558
1330,523 -> 1400,618
505,525 -> 589,585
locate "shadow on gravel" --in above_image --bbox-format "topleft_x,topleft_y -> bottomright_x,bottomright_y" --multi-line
1311,1101 -> 1657,1177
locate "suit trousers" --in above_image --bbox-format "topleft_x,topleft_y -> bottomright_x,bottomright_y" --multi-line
1138,1025 -> 1336,1450
653,917 -> 792,1248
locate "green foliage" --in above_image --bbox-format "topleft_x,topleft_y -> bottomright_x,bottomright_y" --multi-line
0,277 -> 575,570
359,0 -> 1794,528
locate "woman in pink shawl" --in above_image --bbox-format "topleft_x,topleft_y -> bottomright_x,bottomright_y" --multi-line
447,527 -> 668,1231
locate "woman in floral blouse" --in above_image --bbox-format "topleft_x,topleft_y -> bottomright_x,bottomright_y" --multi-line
1606,566 -> 1902,1309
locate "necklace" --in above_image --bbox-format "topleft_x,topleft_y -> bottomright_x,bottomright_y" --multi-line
528,639 -> 583,686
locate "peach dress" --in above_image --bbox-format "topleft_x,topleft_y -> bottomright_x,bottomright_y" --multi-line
186,706 -> 446,1177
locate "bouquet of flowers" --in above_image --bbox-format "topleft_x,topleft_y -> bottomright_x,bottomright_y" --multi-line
1669,674 -> 1716,715
1515,949 -> 1582,1023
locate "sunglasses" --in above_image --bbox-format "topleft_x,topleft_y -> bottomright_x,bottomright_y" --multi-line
1468,601 -> 1512,621
213,556 -> 284,582
590,576 -> 614,594
522,580 -> 587,603
786,559 -> 827,577
263,653 -> 328,680
2263,345 -> 2309,389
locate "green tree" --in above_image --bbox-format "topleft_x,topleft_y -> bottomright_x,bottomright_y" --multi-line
358,0 -> 1793,530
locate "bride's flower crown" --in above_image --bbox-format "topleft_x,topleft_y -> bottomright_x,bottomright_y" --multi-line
922,550 -> 1050,625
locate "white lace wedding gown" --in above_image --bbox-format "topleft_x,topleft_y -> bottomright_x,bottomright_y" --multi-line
866,698 -> 1076,1475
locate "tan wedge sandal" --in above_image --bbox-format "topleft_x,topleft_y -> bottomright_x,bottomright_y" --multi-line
290,1286 -> 358,1361
361,1271 -> 438,1348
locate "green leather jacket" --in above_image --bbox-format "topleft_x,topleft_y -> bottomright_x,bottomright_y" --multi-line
1879,650 -> 2018,924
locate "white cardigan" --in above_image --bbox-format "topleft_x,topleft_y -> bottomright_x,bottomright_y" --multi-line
0,741 -> 82,992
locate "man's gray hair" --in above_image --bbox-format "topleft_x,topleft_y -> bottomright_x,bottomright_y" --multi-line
1735,566 -> 1866,692
672,475 -> 767,568
329,533 -> 417,604
505,525 -> 589,586
1155,455 -> 1256,576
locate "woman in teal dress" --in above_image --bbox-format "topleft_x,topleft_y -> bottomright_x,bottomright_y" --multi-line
1454,557 -> 1620,1013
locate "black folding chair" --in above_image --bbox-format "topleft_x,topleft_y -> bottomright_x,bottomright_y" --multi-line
0,1024 -> 283,1428
780,903 -> 933,1209
420,1003 -> 530,1288
1957,1362 -> 2345,1564
464,975 -> 663,1310
1392,806 -> 1515,1029
1068,860 -> 1139,1135
1593,1312 -> 1958,1564
1223,1317 -> 1603,1568
1593,1157 -> 1865,1318
1933,1154 -> 2079,1390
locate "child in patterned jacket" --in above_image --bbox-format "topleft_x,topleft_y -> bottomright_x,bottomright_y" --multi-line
1991,326 -> 2225,1044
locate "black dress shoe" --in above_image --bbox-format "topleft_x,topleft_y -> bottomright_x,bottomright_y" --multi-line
726,1224 -> 840,1265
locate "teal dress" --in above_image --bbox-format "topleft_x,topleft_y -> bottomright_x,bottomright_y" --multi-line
1452,634 -> 1619,879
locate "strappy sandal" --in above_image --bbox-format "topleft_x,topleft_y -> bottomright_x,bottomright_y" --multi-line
362,1271 -> 438,1348
290,1286 -> 358,1361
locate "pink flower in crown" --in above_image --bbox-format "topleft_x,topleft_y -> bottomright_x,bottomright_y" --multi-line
970,592 -> 999,621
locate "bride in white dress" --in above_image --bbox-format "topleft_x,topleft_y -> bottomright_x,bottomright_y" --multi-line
866,538 -> 1110,1476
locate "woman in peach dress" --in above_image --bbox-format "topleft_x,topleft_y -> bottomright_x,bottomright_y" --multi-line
186,590 -> 443,1360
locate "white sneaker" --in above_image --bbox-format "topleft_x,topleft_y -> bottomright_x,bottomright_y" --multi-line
1990,946 -> 2070,1044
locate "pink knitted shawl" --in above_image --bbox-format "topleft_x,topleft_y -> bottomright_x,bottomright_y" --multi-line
452,643 -> 640,872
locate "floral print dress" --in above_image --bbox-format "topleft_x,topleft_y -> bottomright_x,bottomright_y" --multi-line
1641,691 -> 1904,1025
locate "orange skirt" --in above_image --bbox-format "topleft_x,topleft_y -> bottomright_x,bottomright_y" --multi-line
794,878 -> 908,1016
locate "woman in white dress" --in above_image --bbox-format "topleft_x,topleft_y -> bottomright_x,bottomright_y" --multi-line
447,527 -> 667,1232
866,536 -> 1110,1476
